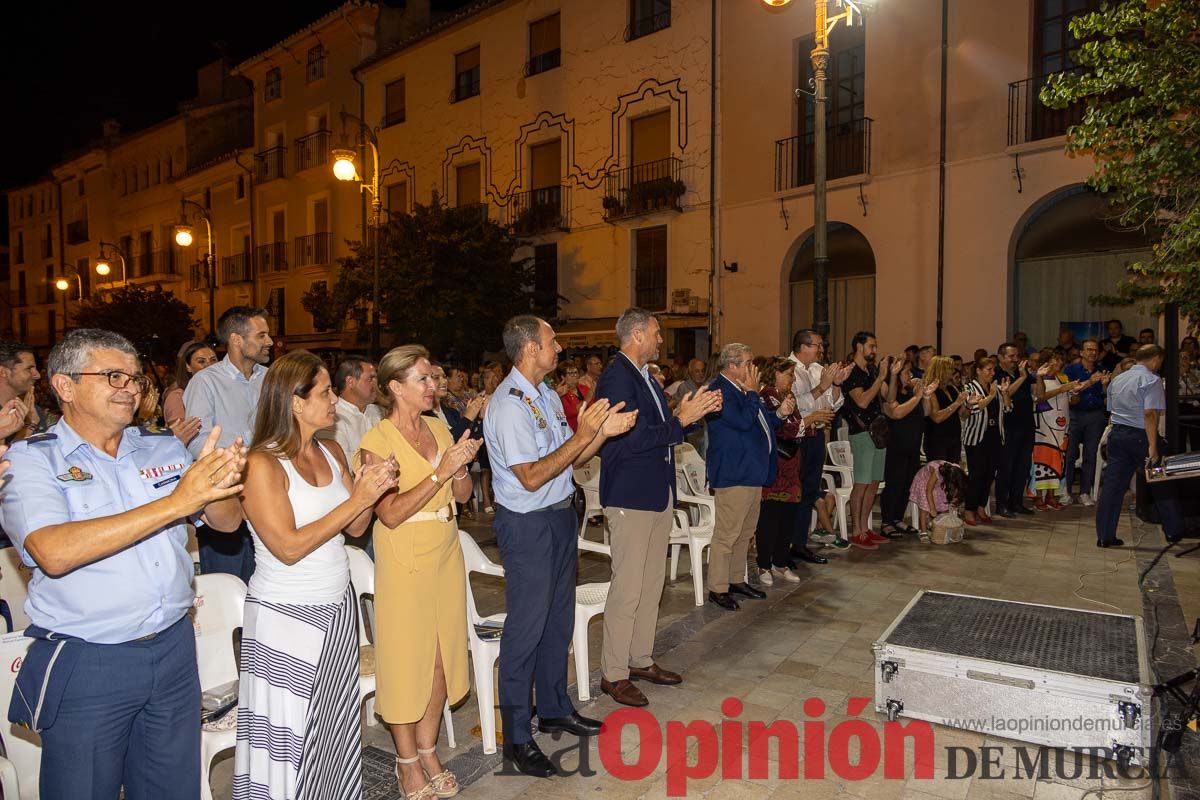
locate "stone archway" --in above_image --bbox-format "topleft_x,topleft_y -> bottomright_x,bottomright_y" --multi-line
1010,185 -> 1154,350
787,223 -> 876,361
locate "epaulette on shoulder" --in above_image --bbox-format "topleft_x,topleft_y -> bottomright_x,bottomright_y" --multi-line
507,387 -> 525,399
136,425 -> 175,437
24,432 -> 57,445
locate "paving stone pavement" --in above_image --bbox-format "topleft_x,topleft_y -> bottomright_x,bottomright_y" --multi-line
209,501 -> 1200,800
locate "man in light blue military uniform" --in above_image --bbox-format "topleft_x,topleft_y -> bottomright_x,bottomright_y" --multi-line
1096,343 -> 1185,547
483,315 -> 635,779
0,329 -> 246,799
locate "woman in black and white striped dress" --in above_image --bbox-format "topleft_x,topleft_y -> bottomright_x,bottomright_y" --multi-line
962,356 -> 1007,526
234,351 -> 397,800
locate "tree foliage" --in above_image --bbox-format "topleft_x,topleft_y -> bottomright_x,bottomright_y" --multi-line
1041,0 -> 1200,315
308,193 -> 546,359
72,284 -> 200,364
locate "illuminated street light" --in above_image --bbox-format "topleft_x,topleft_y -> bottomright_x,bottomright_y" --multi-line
332,114 -> 384,359
176,198 -> 216,337
54,278 -> 69,292
332,149 -> 360,182
95,261 -> 110,276
174,224 -> 195,248
94,241 -> 129,285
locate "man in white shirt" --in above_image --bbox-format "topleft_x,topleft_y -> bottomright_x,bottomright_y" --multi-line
788,329 -> 851,558
319,355 -> 382,465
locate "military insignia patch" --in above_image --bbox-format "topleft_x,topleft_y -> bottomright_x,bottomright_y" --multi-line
56,466 -> 93,482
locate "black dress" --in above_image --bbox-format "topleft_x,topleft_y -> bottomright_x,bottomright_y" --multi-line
924,386 -> 962,464
881,385 -> 925,524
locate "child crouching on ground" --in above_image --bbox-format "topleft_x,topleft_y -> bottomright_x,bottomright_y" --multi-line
909,460 -> 968,540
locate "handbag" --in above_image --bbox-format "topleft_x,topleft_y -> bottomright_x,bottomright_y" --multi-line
777,438 -> 801,460
868,415 -> 890,449
930,511 -> 964,545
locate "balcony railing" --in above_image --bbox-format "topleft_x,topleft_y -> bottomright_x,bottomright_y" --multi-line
295,232 -> 332,267
221,253 -> 253,284
625,9 -> 671,41
294,130 -> 330,173
66,219 -> 89,245
602,156 -> 685,221
1007,65 -> 1087,147
507,186 -> 570,235
774,118 -> 873,193
189,263 -> 207,291
255,146 -> 286,183
136,249 -> 181,277
135,251 -> 154,277
257,242 -> 289,273
453,202 -> 490,225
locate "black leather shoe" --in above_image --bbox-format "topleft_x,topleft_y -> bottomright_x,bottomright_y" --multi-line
996,507 -> 1016,519
790,546 -> 828,564
708,591 -> 739,610
1014,505 -> 1035,515
729,582 -> 767,600
1097,538 -> 1126,548
538,711 -> 603,737
504,741 -> 558,778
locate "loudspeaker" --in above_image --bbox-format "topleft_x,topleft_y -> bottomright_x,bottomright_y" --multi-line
1136,471 -> 1200,533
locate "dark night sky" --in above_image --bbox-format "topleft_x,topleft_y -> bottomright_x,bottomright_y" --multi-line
0,0 -> 476,193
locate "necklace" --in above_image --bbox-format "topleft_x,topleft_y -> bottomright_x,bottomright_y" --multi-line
394,418 -> 424,449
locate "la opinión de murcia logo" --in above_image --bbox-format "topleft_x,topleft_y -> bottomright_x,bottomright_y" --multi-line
510,696 -> 1147,796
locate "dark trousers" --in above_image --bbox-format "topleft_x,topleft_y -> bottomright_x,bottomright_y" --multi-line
198,519 -> 256,584
995,424 -> 1035,510
756,500 -> 797,570
1096,425 -> 1184,543
493,503 -> 577,745
965,428 -> 1001,510
792,432 -> 825,548
882,443 -> 922,523
1064,408 -> 1107,496
39,615 -> 200,800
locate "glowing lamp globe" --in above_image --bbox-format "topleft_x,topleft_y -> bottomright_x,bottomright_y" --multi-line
762,0 -> 793,5
95,260 -> 111,277
55,278 -> 69,291
332,150 -> 360,182
174,225 -> 194,248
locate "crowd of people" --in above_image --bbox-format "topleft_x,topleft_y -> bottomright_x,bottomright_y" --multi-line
0,308 -> 1186,797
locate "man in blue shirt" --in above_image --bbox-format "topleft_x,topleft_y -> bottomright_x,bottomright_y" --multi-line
1095,344 -> 1184,547
1063,339 -> 1111,505
0,328 -> 246,799
483,315 -> 635,778
183,306 -> 271,581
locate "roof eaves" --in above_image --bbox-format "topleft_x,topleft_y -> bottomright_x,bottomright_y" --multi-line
355,0 -> 507,73
234,0 -> 374,75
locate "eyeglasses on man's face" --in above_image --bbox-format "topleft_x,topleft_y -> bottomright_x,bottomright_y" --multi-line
71,370 -> 151,393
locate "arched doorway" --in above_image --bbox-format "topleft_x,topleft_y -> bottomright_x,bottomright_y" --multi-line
1012,186 -> 1155,349
788,223 -> 876,361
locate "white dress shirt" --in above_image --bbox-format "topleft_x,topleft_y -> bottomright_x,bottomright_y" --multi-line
317,396 -> 382,465
788,353 -> 844,416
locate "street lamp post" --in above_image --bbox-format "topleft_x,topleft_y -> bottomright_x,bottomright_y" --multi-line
174,199 -> 216,340
773,0 -> 866,340
332,110 -> 383,360
95,241 -> 129,286
54,270 -> 82,333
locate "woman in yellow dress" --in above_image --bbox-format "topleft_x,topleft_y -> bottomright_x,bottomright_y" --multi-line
358,345 -> 481,800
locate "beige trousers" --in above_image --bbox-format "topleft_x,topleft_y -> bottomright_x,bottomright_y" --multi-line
601,505 -> 674,681
708,485 -> 762,593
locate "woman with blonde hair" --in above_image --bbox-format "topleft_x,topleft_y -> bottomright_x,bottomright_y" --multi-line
234,351 -> 398,799
923,356 -> 967,464
358,345 -> 481,800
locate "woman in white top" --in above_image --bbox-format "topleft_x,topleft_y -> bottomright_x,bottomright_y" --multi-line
961,356 -> 1007,527
234,351 -> 397,800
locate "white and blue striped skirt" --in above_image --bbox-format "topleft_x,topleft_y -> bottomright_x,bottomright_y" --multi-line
232,586 -> 361,800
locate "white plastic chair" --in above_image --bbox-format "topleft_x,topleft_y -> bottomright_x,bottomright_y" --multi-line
573,457 -> 606,545
458,530 -> 505,755
676,463 -> 716,536
674,444 -> 709,493
0,631 -> 38,800
668,508 -> 711,606
825,440 -> 889,536
573,580 -> 610,701
346,545 -> 454,744
193,573 -> 247,800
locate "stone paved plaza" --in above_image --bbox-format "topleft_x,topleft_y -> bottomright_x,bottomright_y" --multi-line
210,501 -> 1200,800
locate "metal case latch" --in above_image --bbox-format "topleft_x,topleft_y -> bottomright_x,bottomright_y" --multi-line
881,661 -> 899,683
886,698 -> 904,722
1117,701 -> 1141,730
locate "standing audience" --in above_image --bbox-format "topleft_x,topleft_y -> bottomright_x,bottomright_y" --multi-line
318,355 -> 382,466
841,332 -> 890,549
1031,353 -> 1079,510
755,358 -> 807,584
163,341 -> 216,446
555,361 -> 590,432
1062,339 -> 1110,505
995,343 -> 1035,518
0,341 -> 43,443
962,356 -> 1005,526
880,361 -> 934,537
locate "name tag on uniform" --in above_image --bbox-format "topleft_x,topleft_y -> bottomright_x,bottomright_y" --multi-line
153,475 -> 182,489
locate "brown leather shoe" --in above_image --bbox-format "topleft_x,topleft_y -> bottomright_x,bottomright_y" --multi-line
600,678 -> 648,707
628,663 -> 683,686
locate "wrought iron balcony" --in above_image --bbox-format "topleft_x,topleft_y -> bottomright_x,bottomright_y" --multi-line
189,263 -> 208,291
257,242 -> 289,273
774,118 -> 873,193
507,186 -> 570,235
136,249 -> 181,277
294,130 -> 330,173
1007,65 -> 1087,147
65,219 -> 89,245
221,253 -> 253,284
255,146 -> 286,183
295,232 -> 332,267
602,157 -> 684,221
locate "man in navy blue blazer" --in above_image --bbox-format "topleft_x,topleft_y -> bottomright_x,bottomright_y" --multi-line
592,308 -> 722,707
705,344 -> 795,610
